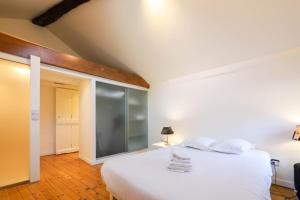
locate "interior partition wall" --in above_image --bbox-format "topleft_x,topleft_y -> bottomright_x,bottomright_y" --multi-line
0,58 -> 30,187
96,82 -> 148,159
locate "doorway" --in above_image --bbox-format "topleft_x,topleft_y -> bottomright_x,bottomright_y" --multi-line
40,69 -> 82,159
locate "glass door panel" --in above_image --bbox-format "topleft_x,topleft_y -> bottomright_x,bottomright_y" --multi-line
127,88 -> 148,152
96,82 -> 126,158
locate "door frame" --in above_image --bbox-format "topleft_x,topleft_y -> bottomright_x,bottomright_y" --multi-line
29,55 -> 40,182
40,63 -> 147,165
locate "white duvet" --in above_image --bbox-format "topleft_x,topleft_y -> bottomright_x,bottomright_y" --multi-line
101,146 -> 272,200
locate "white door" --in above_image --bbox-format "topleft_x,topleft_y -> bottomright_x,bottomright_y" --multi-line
56,125 -> 72,154
56,89 -> 72,122
71,125 -> 79,151
71,91 -> 79,121
56,88 -> 79,154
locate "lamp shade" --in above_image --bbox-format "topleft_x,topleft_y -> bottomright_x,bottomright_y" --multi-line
161,127 -> 174,135
293,125 -> 300,141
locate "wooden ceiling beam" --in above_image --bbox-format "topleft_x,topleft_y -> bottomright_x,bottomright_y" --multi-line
32,0 -> 89,27
0,32 -> 150,88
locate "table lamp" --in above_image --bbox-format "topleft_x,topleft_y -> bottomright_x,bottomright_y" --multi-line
161,126 -> 174,145
293,125 -> 300,141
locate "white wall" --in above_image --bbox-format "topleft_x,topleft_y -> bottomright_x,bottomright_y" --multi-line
0,18 -> 79,56
149,48 -> 300,188
79,79 -> 95,164
40,82 -> 56,156
0,59 -> 30,187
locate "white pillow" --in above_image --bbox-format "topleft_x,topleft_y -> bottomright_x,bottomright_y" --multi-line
210,138 -> 255,154
183,136 -> 217,150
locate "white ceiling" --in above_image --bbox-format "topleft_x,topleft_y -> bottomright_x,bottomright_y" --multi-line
1,0 -> 300,84
41,68 -> 82,86
0,0 -> 60,19
48,0 -> 300,83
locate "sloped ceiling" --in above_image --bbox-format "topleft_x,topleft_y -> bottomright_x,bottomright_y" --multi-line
1,0 -> 300,83
47,0 -> 300,83
0,0 -> 61,19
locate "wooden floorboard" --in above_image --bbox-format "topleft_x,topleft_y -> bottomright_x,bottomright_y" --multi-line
271,184 -> 297,200
0,152 -> 296,199
1,153 -> 109,200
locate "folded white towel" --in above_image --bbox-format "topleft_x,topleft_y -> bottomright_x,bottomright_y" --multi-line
170,158 -> 191,164
168,148 -> 192,173
167,167 -> 192,173
168,167 -> 192,172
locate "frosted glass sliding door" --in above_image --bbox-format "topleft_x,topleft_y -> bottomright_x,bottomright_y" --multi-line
96,82 -> 126,158
127,89 -> 148,152
0,59 -> 30,187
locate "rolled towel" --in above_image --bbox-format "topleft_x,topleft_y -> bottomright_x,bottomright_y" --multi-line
172,153 -> 191,161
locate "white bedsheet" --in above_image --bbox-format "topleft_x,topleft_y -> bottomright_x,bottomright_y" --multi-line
101,146 -> 272,200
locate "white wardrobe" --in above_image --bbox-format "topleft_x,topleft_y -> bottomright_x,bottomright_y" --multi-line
55,88 -> 79,154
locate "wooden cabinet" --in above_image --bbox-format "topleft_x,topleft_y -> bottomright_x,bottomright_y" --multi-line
55,88 -> 79,154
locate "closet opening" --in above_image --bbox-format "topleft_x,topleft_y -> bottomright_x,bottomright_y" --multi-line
95,82 -> 148,161
40,68 -> 89,164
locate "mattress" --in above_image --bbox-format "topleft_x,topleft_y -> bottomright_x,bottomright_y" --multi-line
101,146 -> 272,200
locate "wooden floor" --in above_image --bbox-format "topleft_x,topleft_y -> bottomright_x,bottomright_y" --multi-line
271,185 -> 297,200
0,153 -> 110,200
0,152 -> 297,200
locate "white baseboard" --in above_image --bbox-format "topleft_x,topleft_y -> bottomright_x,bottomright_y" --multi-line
40,151 -> 55,156
79,155 -> 97,165
93,149 -> 149,165
56,148 -> 79,155
273,178 -> 295,189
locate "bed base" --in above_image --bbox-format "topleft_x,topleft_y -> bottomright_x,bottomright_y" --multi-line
109,193 -> 118,200
106,187 -> 118,200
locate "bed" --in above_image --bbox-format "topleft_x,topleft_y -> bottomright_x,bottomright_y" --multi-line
101,146 -> 272,200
